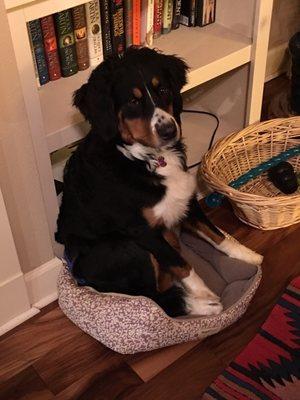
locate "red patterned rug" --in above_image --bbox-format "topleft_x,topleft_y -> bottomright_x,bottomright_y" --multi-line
202,277 -> 300,400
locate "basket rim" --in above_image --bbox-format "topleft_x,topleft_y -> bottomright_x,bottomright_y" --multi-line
201,117 -> 300,204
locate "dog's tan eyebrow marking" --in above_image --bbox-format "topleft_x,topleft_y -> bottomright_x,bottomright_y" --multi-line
132,87 -> 143,98
152,77 -> 159,87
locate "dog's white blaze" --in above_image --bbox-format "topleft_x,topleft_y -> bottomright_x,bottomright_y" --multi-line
151,107 -> 180,139
153,149 -> 196,228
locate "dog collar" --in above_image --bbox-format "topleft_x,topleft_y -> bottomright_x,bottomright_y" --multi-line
152,155 -> 167,168
117,144 -> 167,171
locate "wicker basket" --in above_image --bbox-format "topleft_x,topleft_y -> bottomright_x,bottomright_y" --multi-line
201,117 -> 300,230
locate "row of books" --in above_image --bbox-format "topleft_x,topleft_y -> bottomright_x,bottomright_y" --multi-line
28,0 -> 216,86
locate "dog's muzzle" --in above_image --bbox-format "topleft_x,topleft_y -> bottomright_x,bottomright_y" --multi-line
151,107 -> 180,143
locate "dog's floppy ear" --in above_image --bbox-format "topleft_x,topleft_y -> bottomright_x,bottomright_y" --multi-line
163,54 -> 189,92
73,60 -> 118,142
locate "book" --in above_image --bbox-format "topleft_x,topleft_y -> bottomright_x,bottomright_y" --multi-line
124,0 -> 133,48
54,10 -> 78,77
172,0 -> 181,29
72,5 -> 89,70
27,19 -> 50,85
195,0 -> 216,27
40,15 -> 61,81
146,0 -> 154,46
99,0 -> 113,58
163,0 -> 173,34
141,0 -> 147,45
110,0 -> 126,55
85,1 -> 103,66
153,0 -> 163,38
132,0 -> 141,45
180,0 -> 196,26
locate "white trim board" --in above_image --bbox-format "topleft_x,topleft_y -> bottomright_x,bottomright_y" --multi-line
0,272 -> 32,329
24,257 -> 63,307
0,257 -> 63,336
0,307 -> 39,336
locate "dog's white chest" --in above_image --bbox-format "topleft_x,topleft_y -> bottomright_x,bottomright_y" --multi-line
153,150 -> 196,228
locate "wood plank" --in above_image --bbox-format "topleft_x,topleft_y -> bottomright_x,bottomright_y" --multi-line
33,332 -> 123,395
125,345 -> 224,400
0,366 -> 54,400
0,305 -> 80,382
76,364 -> 142,400
128,340 -> 200,382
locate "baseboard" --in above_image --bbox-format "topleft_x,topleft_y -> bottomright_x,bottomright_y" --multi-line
24,257 -> 63,307
0,307 -> 39,336
0,272 -> 34,332
265,43 -> 289,82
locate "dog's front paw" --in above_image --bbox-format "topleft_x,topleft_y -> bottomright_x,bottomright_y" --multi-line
185,294 -> 223,316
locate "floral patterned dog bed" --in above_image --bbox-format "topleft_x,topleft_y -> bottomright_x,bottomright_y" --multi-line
58,233 -> 261,354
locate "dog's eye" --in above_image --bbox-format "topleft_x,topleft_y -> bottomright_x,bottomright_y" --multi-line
129,97 -> 140,105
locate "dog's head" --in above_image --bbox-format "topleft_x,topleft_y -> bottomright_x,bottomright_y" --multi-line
73,47 -> 188,148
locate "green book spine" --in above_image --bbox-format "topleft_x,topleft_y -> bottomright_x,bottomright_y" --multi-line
54,10 -> 78,77
163,0 -> 173,34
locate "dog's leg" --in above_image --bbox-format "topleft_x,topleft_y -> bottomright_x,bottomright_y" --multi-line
154,230 -> 223,316
184,198 -> 263,266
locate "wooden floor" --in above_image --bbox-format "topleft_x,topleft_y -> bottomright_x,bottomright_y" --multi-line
1,76 -> 299,399
1,200 -> 300,399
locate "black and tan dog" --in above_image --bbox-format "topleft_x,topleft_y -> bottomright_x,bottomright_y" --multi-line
56,47 -> 262,317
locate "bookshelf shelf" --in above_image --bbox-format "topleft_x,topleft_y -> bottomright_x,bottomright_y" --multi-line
5,0 -> 274,257
156,24 -> 252,92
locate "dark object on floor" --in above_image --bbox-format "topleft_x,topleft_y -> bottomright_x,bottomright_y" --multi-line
268,161 -> 298,194
289,32 -> 300,114
202,276 -> 300,400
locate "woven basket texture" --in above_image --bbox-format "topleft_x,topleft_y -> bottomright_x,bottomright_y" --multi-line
201,117 -> 300,230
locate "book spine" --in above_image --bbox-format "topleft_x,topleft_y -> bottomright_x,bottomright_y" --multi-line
172,0 -> 181,29
190,0 -> 196,26
132,0 -> 141,45
110,0 -> 126,55
40,15 -> 61,81
163,0 -> 173,34
146,0 -> 154,46
99,0 -> 113,59
72,5 -> 89,70
196,0 -> 216,26
54,10 -> 78,77
124,0 -> 133,48
153,0 -> 163,38
27,19 -> 50,85
85,1 -> 103,66
180,0 -> 192,26
140,0 -> 147,45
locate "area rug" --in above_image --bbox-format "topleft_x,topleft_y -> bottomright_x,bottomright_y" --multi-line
202,277 -> 300,399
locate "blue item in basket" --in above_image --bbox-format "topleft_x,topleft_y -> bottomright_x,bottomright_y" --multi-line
205,146 -> 300,207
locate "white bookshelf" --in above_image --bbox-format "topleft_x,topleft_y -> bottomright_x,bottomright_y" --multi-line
5,0 -> 274,255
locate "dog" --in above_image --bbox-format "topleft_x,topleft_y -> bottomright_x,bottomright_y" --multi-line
56,47 -> 262,317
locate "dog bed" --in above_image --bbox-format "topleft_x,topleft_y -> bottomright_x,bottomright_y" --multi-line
58,233 -> 262,354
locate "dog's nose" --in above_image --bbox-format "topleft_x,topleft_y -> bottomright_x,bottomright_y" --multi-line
155,121 -> 177,140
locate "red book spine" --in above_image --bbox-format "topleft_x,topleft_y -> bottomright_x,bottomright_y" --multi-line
132,0 -> 141,45
153,0 -> 163,38
40,15 -> 61,81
